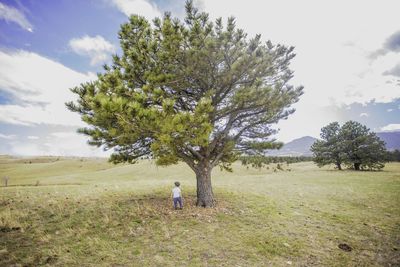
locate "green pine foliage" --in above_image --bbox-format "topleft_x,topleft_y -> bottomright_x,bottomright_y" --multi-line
67,1 -> 302,169
311,122 -> 344,170
311,121 -> 387,171
387,149 -> 400,162
340,121 -> 387,170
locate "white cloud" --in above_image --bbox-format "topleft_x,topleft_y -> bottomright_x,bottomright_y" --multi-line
69,35 -> 115,66
0,50 -> 112,157
387,109 -> 393,112
370,31 -> 400,60
10,131 -> 111,157
110,0 -> 161,20
45,131 -> 111,157
0,49 -> 95,126
360,113 -> 369,117
22,144 -> 108,157
51,132 -> 79,138
200,0 -> 400,141
383,63 -> 400,77
272,102 -> 341,142
0,2 -> 33,32
0,133 -> 17,140
201,0 -> 400,106
380,124 -> 400,132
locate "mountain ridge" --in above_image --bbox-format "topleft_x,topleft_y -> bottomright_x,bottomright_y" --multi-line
269,131 -> 400,156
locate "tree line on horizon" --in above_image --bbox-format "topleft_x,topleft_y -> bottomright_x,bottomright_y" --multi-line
239,155 -> 313,168
386,149 -> 400,162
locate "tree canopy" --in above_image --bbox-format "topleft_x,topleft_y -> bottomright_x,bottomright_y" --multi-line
387,149 -> 400,162
311,121 -> 387,171
311,122 -> 343,170
66,1 -> 303,206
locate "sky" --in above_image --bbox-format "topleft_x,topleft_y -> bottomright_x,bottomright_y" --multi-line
0,0 -> 399,157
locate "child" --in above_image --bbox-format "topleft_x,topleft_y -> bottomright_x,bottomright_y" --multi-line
171,181 -> 183,209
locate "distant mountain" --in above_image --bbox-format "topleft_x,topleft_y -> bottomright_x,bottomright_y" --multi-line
267,136 -> 317,156
377,131 -> 400,151
267,131 -> 400,156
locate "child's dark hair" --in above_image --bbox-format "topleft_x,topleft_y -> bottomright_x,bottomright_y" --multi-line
174,181 -> 180,187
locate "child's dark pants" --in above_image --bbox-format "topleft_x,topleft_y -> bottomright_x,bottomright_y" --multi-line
173,197 -> 183,209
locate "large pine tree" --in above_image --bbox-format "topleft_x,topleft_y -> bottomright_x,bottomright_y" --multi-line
66,1 -> 303,207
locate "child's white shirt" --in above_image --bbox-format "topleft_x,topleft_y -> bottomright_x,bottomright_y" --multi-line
172,187 -> 181,198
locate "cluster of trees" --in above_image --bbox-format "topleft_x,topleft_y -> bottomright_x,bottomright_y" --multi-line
240,155 -> 313,168
311,121 -> 387,171
66,1 -> 303,207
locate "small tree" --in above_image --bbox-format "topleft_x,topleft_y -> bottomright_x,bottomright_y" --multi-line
311,122 -> 344,170
340,121 -> 387,170
67,1 -> 303,206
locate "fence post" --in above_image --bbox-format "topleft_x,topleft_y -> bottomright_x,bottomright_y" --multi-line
3,176 -> 9,187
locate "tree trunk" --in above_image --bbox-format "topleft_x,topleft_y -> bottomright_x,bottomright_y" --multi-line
354,163 -> 361,171
195,162 -> 215,207
336,163 -> 342,170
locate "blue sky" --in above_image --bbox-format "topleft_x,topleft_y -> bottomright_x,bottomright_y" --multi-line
0,0 -> 399,156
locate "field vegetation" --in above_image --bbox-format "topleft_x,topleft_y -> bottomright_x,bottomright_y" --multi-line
1,156 -> 399,266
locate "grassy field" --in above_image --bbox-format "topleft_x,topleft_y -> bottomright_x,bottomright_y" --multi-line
0,155 -> 399,266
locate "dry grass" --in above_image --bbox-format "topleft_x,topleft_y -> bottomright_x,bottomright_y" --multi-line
0,156 -> 399,266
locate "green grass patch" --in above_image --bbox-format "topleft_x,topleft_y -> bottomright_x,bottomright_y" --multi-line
0,156 -> 399,266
